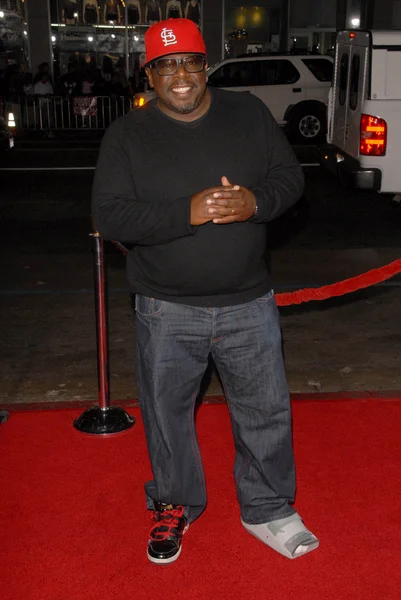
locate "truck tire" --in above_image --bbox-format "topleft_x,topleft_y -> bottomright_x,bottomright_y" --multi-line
289,104 -> 326,145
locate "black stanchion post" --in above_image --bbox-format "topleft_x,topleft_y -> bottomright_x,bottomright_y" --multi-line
74,232 -> 135,435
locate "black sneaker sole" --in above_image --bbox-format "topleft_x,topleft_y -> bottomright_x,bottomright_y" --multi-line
147,545 -> 183,565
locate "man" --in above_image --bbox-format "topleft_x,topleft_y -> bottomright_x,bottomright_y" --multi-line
92,18 -> 319,565
33,72 -> 54,135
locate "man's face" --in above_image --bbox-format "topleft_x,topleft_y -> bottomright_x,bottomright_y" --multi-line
146,53 -> 209,122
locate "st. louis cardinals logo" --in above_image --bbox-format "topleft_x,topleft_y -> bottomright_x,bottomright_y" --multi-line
160,28 -> 178,47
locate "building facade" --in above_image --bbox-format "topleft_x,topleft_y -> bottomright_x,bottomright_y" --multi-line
1,0 -> 400,85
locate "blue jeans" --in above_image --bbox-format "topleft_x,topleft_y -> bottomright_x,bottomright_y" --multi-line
135,291 -> 296,525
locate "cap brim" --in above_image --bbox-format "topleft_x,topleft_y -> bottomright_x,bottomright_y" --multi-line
143,51 -> 206,69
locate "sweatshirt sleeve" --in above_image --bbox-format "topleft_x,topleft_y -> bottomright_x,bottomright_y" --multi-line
248,100 -> 304,223
91,120 -> 196,245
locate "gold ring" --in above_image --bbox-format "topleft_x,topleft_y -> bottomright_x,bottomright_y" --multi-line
231,208 -> 235,215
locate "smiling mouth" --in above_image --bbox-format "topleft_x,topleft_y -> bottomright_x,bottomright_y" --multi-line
171,85 -> 193,95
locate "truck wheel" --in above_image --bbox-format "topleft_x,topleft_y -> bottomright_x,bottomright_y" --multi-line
290,105 -> 326,144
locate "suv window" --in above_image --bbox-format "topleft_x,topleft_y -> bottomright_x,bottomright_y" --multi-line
302,58 -> 333,82
349,54 -> 360,111
339,53 -> 349,106
260,60 -> 300,85
207,62 -> 252,87
208,59 -> 299,87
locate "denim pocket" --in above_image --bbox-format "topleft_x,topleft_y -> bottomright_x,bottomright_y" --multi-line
256,289 -> 274,303
135,294 -> 164,316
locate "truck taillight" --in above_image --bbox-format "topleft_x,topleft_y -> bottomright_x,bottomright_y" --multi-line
360,114 -> 387,156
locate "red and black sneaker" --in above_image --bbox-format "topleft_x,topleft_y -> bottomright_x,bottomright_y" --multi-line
147,503 -> 188,564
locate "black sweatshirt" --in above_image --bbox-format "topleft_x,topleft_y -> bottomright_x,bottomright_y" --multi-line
92,88 -> 304,307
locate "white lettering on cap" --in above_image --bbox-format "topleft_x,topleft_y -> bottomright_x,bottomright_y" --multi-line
160,28 -> 178,47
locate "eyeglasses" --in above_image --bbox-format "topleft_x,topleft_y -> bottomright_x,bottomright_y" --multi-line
151,55 -> 206,76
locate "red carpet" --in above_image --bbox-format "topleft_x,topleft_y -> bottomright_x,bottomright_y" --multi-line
1,400 -> 401,600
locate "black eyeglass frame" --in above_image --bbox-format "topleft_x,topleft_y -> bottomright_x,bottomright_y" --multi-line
150,55 -> 206,76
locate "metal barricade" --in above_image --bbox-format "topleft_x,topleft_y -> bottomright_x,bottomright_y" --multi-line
4,95 -> 132,131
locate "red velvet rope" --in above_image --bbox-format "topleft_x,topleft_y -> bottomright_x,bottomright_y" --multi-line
111,241 -> 401,307
275,258 -> 401,306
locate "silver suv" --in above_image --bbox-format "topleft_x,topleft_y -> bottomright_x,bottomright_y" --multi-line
207,54 -> 333,143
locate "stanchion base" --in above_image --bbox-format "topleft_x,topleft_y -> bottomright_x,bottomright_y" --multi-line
0,410 -> 9,424
73,406 -> 135,435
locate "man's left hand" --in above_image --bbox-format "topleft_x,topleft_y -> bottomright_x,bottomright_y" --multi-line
207,176 -> 257,224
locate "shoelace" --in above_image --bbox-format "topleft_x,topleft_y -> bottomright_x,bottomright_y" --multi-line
149,506 -> 185,542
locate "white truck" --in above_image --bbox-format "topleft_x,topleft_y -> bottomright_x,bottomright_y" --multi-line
321,30 -> 401,196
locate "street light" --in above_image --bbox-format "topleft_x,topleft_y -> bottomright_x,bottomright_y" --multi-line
351,17 -> 360,27
0,11 -> 4,18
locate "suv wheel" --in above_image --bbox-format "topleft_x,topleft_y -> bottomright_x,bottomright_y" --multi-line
289,105 -> 326,145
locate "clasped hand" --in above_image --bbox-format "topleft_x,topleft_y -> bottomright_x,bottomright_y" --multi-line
191,176 -> 257,226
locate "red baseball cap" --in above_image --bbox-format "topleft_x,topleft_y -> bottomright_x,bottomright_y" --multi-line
144,18 -> 207,66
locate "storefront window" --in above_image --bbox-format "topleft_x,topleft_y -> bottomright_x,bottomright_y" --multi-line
0,1 -> 29,83
49,0 -> 203,95
223,2 -> 270,58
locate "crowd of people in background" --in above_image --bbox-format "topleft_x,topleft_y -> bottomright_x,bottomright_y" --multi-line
0,56 -> 146,102
0,56 -> 145,137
